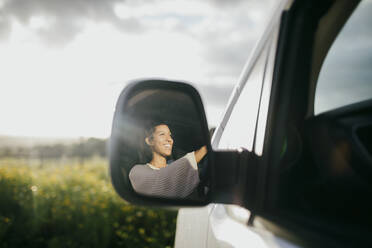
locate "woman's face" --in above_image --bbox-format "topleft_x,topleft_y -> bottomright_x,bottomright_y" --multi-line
147,124 -> 174,157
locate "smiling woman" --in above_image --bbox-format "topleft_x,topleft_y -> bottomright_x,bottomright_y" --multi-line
129,121 -> 207,198
109,79 -> 211,204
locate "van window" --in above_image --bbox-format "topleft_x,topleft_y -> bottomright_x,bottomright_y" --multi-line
217,39 -> 271,152
315,0 -> 372,114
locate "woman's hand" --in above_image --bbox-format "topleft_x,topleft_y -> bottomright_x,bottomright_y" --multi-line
194,145 -> 207,163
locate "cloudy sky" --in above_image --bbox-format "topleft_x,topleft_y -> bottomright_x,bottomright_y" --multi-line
315,0 -> 372,114
0,0 -> 371,138
0,0 -> 278,138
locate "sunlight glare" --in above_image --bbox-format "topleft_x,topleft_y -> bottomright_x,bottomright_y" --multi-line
0,19 -> 205,138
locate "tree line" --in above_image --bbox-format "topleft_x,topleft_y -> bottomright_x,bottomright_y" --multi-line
0,138 -> 107,162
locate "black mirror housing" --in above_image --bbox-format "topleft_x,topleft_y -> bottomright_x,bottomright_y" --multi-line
109,79 -> 212,206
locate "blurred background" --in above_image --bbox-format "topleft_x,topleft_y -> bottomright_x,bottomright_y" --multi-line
0,0 -> 276,247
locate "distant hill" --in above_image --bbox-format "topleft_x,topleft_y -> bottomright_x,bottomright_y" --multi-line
0,135 -> 81,148
0,135 -> 108,159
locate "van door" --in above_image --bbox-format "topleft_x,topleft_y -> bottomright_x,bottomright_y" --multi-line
207,1 -> 284,246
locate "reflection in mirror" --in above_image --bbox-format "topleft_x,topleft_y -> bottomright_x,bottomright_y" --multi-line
110,83 -> 210,202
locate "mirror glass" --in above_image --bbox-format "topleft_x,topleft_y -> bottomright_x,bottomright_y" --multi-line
110,84 -> 210,202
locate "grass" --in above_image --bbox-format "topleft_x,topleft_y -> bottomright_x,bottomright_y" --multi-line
0,158 -> 177,248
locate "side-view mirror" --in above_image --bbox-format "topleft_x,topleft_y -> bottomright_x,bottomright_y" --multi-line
109,79 -> 257,208
109,79 -> 212,206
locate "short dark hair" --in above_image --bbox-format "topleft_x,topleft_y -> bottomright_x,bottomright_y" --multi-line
144,120 -> 169,141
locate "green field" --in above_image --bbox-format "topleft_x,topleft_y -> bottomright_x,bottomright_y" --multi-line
0,158 -> 177,248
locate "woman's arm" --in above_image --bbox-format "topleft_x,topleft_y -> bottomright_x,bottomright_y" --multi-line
194,145 -> 207,163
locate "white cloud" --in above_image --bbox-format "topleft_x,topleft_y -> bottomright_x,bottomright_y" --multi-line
29,16 -> 49,29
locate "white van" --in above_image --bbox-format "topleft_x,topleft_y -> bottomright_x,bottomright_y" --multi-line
110,0 -> 372,247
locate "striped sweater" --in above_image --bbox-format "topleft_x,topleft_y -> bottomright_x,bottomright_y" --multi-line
129,152 -> 200,198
